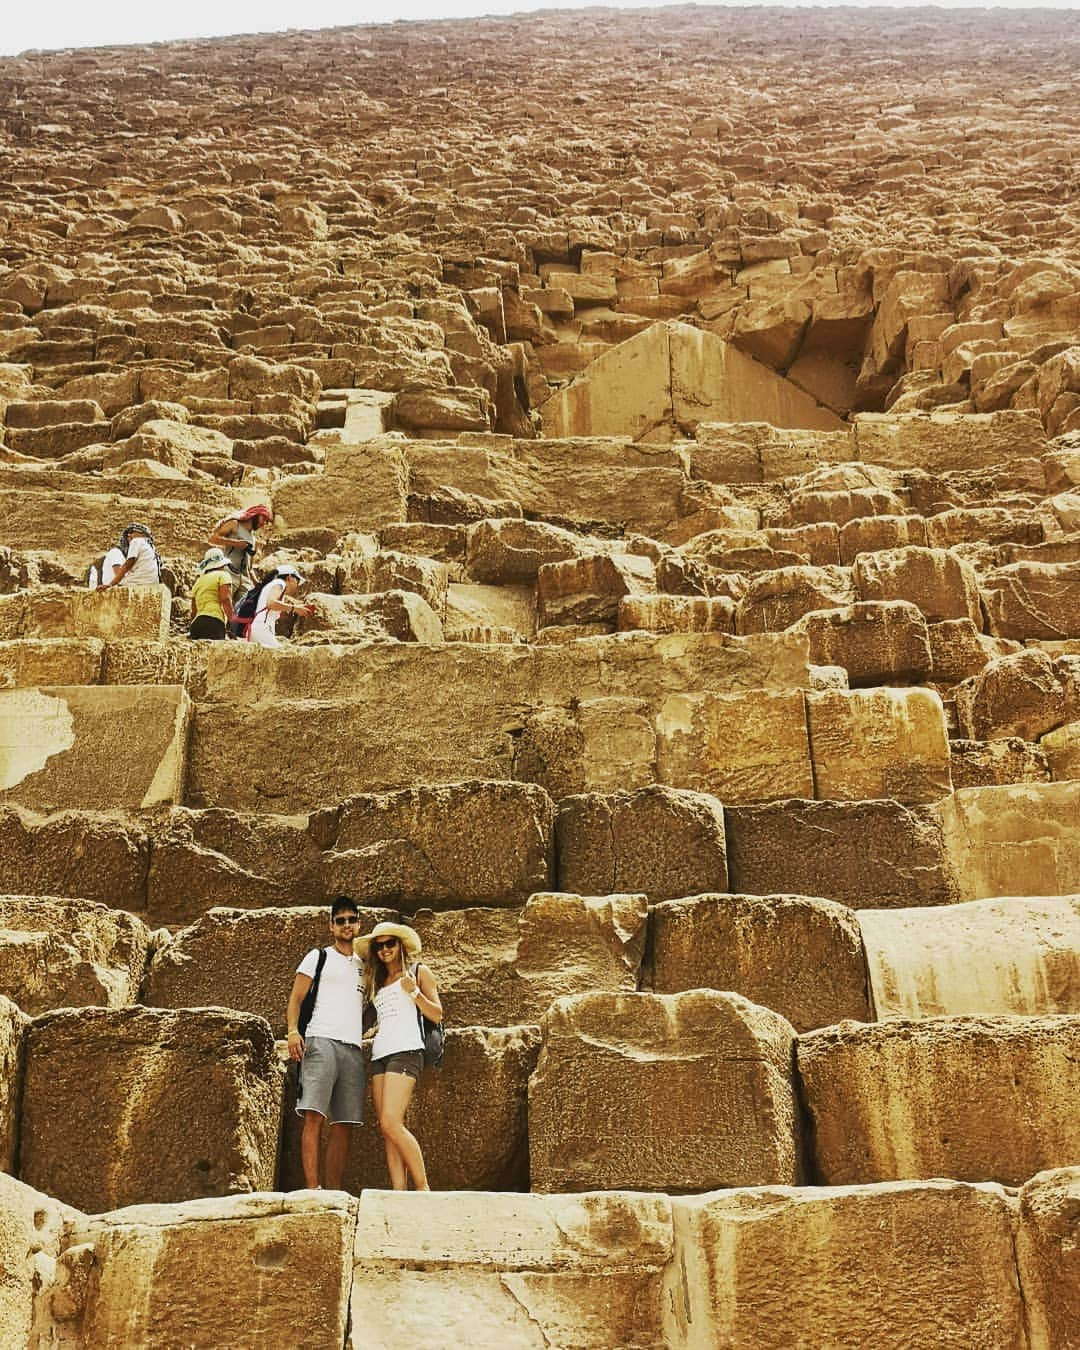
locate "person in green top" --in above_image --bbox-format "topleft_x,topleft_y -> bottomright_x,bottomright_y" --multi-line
189,548 -> 237,641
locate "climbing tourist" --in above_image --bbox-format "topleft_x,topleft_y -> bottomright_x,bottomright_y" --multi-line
241,564 -> 314,646
207,503 -> 273,589
188,548 -> 236,641
97,522 -> 161,589
285,896 -> 367,1191
357,921 -> 443,1192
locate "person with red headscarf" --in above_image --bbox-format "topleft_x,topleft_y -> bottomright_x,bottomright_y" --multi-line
208,503 -> 273,590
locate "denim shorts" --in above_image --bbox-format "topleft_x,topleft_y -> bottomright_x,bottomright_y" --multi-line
296,1037 -> 366,1124
370,1050 -> 424,1081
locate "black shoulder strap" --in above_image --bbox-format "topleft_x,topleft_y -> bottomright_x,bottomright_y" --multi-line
297,947 -> 329,1036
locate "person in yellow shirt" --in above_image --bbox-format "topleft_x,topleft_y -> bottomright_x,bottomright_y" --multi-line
189,548 -> 236,641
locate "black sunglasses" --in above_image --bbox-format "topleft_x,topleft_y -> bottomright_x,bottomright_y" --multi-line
332,915 -> 359,926
372,937 -> 399,950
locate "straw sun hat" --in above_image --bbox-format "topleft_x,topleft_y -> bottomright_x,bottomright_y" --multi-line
354,921 -> 422,960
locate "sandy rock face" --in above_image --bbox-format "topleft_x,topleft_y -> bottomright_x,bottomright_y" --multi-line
20,1007 -> 282,1212
0,996 -> 28,1172
0,806 -> 149,910
352,1190 -> 674,1349
0,1173 -> 80,1348
0,895 -> 150,1014
663,1181 -> 1023,1350
650,893 -> 870,1032
556,785 -> 728,900
1015,1167 -> 1080,1350
530,990 -> 800,1193
797,1014 -> 1080,1186
62,1191 -> 356,1349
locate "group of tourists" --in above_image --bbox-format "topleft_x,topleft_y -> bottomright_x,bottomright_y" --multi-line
93,503 -> 314,647
286,900 -> 443,1192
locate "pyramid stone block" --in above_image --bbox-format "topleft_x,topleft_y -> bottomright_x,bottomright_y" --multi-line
1016,1167 -> 1080,1350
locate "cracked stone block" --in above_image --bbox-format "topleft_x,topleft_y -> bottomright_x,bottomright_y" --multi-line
1016,1167 -> 1080,1350
805,688 -> 952,802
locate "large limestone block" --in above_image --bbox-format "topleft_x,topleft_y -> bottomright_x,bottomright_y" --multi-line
1016,1167 -> 1080,1350
937,782 -> 1080,899
65,1192 -> 355,1350
296,589 -> 444,643
737,564 -> 856,634
854,546 -> 981,624
798,1015 -> 1080,1185
281,1026 -> 540,1192
650,894 -> 869,1032
0,1173 -> 81,1348
860,896 -> 1080,1019
513,695 -> 658,797
982,561 -> 1080,640
619,593 -> 735,635
0,685 -> 190,810
556,785 -> 727,900
853,409 -> 1048,473
0,895 -> 150,1013
955,648 -> 1069,740
0,636 -> 104,688
791,599 -> 931,685
351,1190 -> 673,1349
655,690 -> 813,801
1042,720 -> 1080,781
805,688 -> 952,802
274,439 -> 409,533
664,1181 -> 1023,1350
0,806 -> 148,909
143,904 -> 394,1031
726,798 -> 957,908
0,583 -> 170,642
21,1007 -> 281,1212
0,995 -> 28,1172
412,892 -> 647,1026
310,780 -> 555,907
537,553 -> 656,628
465,516 -> 581,583
530,991 -> 800,1193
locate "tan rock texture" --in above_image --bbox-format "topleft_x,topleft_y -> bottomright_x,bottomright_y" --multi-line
0,1174 -> 79,1348
530,991 -> 800,1193
938,782 -> 1080,899
664,1181 -> 1023,1350
1016,1166 -> 1080,1350
20,1007 -> 281,1212
798,1015 -> 1080,1186
0,996 -> 29,1173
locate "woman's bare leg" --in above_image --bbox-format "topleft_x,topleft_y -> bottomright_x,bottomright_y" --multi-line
371,1074 -> 408,1190
376,1073 -> 428,1191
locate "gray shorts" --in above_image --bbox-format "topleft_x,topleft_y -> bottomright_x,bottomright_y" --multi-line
370,1050 -> 424,1082
296,1037 -> 366,1125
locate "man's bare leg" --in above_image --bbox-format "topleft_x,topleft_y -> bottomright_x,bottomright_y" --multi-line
300,1110 -> 324,1188
324,1122 -> 352,1190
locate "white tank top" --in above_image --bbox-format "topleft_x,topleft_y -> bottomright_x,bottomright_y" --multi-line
371,975 -> 424,1059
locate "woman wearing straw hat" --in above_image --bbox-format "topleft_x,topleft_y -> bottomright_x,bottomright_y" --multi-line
188,548 -> 237,641
356,920 -> 442,1191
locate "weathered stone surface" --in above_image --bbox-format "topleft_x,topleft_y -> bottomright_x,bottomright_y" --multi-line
465,516 -> 582,583
0,806 -> 149,910
66,1192 -> 356,1350
1016,1167 -> 1080,1350
295,590 -> 444,643
928,618 -> 1020,684
530,991 -> 800,1192
537,552 -> 655,628
726,798 -> 957,908
798,1015 -> 1080,1185
956,649 -> 1070,740
352,1190 -> 673,1349
0,1173 -> 80,1348
664,1181 -> 1024,1350
274,440 -> 408,534
854,546 -> 981,624
142,905 -> 393,1031
412,892 -> 647,1026
950,736 -> 1051,789
0,637 -> 104,689
805,688 -> 952,802
982,561 -> 1080,640
1041,720 -> 1080,781
853,410 -> 1047,473
0,996 -> 28,1172
310,780 -> 555,908
21,1007 -> 281,1212
0,685 -> 190,810
655,690 -> 813,801
0,585 -> 170,642
860,896 -> 1080,1019
281,1026 -> 540,1192
937,782 -> 1080,899
618,593 -> 735,635
0,895 -> 150,1014
556,785 -> 727,900
737,564 -> 856,634
791,600 -> 931,685
650,893 -> 870,1032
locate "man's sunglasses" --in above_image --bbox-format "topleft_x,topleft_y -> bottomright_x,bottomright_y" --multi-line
332,915 -> 359,926
372,937 -> 399,950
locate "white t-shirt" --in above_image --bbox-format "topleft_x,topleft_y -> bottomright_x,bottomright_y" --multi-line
297,947 -> 364,1046
248,578 -> 285,646
371,974 -> 425,1060
121,535 -> 159,586
101,547 -> 125,586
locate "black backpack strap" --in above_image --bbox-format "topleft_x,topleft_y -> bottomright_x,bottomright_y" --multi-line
297,947 -> 328,1036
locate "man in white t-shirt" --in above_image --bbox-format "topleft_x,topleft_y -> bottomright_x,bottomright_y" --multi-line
98,522 -> 160,589
285,897 -> 366,1190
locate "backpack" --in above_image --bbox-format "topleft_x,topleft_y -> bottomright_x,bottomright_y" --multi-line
295,947 -> 328,1091
411,962 -> 444,1069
